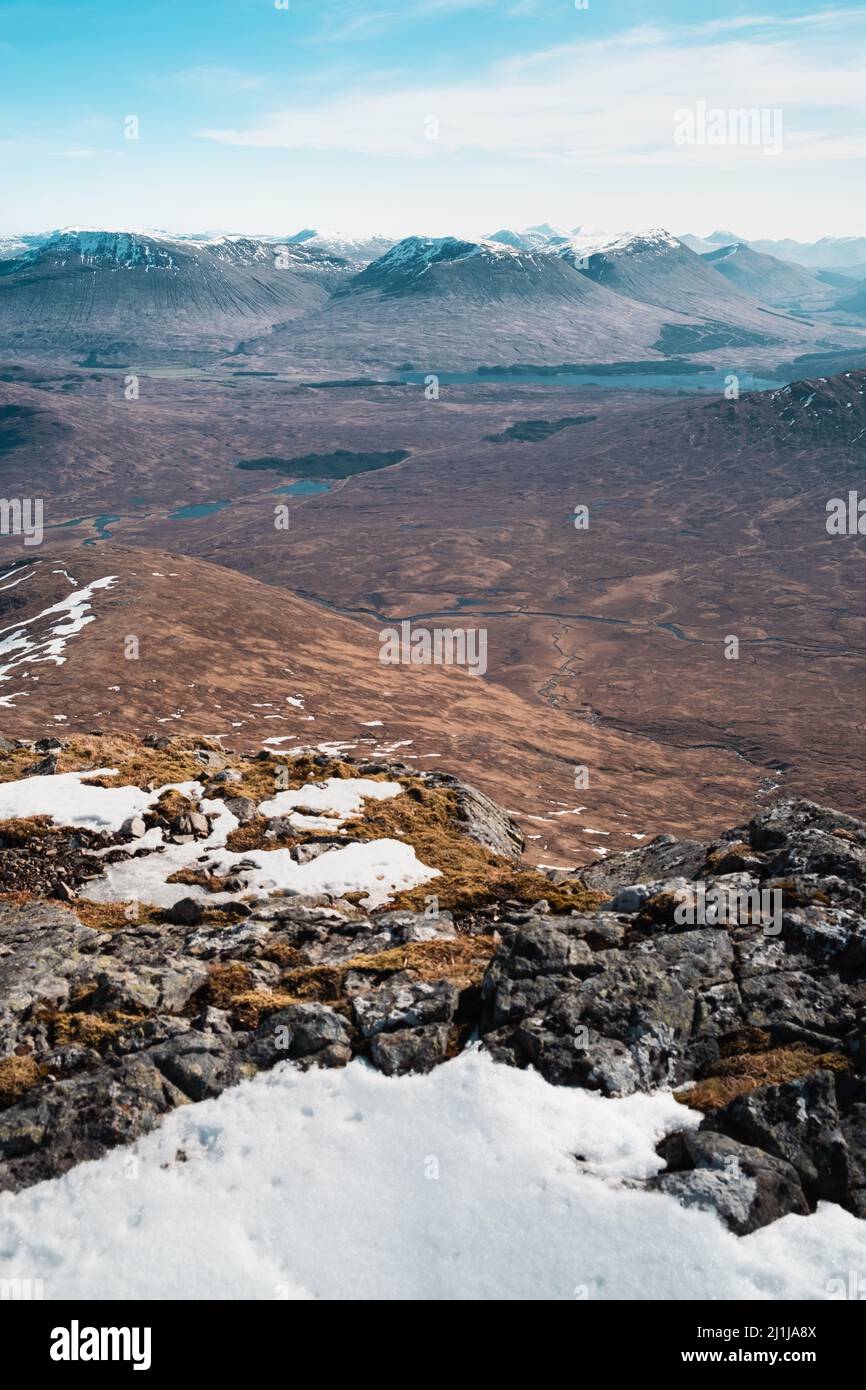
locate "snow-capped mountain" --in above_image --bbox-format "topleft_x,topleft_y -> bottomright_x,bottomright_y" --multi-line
286,228 -> 394,265
0,228 -> 349,357
345,234 -> 547,297
680,230 -> 866,273
563,227 -> 792,331
487,223 -> 618,255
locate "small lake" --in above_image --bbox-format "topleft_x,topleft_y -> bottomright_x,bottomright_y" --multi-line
168,501 -> 232,520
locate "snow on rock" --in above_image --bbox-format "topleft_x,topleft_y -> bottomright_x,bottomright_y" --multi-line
0,769 -> 191,833
258,776 -> 402,827
38,773 -> 439,909
0,1047 -> 862,1301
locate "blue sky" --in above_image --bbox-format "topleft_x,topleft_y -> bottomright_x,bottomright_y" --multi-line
1,0 -> 864,238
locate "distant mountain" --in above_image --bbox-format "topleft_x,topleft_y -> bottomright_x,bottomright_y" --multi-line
562,229 -> 792,335
243,232 -> 706,373
0,237 -> 28,261
683,231 -> 866,272
702,243 -> 837,310
487,223 -> 616,254
286,228 -> 394,265
343,235 -> 602,303
833,280 -> 866,316
0,229 -> 350,359
747,235 -> 866,271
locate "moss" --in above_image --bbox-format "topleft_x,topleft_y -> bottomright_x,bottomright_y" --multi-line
0,816 -> 61,845
225,817 -> 276,852
0,1055 -> 42,1107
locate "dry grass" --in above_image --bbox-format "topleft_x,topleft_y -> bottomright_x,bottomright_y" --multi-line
280,935 -> 497,1005
0,816 -> 61,845
200,961 -> 254,1009
50,1010 -> 142,1049
342,782 -> 601,915
228,990 -> 301,1028
224,817 -> 277,852
0,733 -> 225,790
0,1055 -> 42,1107
216,754 -> 371,807
680,1042 -> 849,1112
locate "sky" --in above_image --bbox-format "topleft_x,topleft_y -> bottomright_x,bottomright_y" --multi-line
0,0 -> 865,240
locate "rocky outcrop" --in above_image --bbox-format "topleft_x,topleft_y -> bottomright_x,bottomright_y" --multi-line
0,742 -> 864,1240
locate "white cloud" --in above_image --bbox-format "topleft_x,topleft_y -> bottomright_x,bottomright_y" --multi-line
200,19 -> 866,167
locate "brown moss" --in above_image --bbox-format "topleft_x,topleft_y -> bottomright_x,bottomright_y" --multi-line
261,941 -> 305,968
215,754 -> 365,807
151,788 -> 196,821
62,735 -> 217,789
0,1054 -> 42,1107
679,1044 -> 849,1112
71,899 -> 162,933
225,817 -> 277,852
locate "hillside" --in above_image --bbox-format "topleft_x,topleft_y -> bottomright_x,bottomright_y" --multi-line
703,243 -> 837,311
0,547 -> 764,864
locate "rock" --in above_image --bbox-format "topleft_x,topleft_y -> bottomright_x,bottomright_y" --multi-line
166,897 -> 204,927
425,773 -> 525,859
120,814 -> 147,839
148,1033 -> 246,1102
369,1023 -> 451,1075
481,923 -> 734,1094
609,885 -> 653,914
747,799 -> 866,853
650,1130 -> 809,1234
703,1070 -> 853,1207
25,754 -> 58,777
291,842 -> 331,865
188,811 -> 211,837
248,1003 -> 352,1069
352,979 -> 459,1038
0,1056 -> 189,1192
194,749 -> 225,770
210,769 -> 242,786
581,836 -> 707,893
223,797 -> 259,824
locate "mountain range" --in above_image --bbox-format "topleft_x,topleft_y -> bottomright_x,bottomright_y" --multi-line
2,224 -> 865,370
